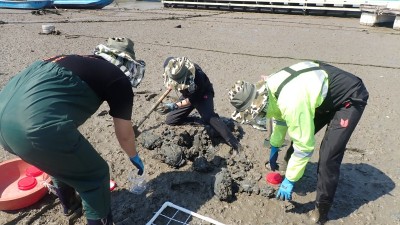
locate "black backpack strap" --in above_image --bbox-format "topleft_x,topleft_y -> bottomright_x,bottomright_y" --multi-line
274,66 -> 321,99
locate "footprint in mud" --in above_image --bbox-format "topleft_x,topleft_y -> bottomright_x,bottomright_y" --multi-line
171,181 -> 203,194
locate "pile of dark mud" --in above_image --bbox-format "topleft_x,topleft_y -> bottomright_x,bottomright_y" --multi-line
137,120 -> 276,201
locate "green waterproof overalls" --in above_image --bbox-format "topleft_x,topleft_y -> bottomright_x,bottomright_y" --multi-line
0,60 -> 110,219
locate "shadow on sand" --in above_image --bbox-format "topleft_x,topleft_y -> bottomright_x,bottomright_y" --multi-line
111,159 -> 227,225
287,162 -> 395,220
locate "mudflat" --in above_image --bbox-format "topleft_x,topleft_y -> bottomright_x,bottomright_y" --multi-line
1,3 -> 399,225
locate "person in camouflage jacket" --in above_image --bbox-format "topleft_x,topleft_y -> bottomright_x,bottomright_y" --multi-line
157,56 -> 242,152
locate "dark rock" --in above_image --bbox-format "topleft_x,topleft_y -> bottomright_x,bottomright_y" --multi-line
159,143 -> 185,168
140,132 -> 162,150
238,179 -> 257,195
184,146 -> 199,161
214,169 -> 233,202
144,93 -> 157,101
259,184 -> 276,198
177,131 -> 192,148
193,157 -> 213,173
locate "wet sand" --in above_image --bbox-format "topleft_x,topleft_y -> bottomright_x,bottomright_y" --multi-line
1,2 -> 400,225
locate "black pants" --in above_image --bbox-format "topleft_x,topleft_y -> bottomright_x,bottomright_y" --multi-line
165,94 -> 238,148
285,85 -> 369,205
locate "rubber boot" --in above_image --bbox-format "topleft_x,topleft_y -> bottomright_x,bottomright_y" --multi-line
310,202 -> 331,225
55,187 -> 82,216
209,117 -> 241,152
87,210 -> 114,225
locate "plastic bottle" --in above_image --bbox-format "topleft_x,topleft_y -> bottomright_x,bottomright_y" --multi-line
128,170 -> 147,194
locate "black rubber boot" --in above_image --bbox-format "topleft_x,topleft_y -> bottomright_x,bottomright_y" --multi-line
310,202 -> 331,225
55,187 -> 82,216
209,117 -> 240,151
87,210 -> 114,225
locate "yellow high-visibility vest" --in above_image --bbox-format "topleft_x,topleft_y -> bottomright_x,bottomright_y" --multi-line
265,61 -> 329,182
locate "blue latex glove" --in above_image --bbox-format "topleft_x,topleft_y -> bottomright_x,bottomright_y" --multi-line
276,178 -> 295,201
269,146 -> 279,171
129,154 -> 144,175
156,102 -> 178,115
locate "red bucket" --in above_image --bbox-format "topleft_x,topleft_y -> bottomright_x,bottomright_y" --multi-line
0,158 -> 51,210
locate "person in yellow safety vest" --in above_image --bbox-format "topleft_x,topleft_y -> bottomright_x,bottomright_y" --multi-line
228,61 -> 369,224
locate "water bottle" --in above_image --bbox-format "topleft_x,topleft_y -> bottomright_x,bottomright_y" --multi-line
128,170 -> 147,194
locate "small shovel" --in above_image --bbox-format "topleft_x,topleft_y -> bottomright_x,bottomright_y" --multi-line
133,88 -> 172,137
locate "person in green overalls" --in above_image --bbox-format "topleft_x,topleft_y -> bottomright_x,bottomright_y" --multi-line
228,61 -> 369,224
0,37 -> 145,225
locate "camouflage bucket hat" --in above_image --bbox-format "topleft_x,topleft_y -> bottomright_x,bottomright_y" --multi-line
94,37 -> 145,88
163,57 -> 196,91
106,37 -> 136,60
228,80 -> 268,124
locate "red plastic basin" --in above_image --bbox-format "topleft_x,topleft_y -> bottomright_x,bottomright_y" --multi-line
0,158 -> 51,211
